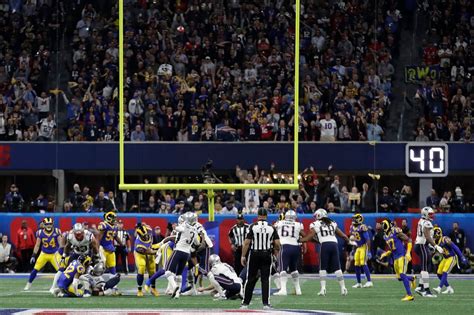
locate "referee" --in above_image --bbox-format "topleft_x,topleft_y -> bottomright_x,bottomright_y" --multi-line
240,208 -> 280,310
114,220 -> 131,274
228,213 -> 249,275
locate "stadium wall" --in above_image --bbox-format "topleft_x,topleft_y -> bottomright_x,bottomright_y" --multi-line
1,213 -> 471,270
0,142 -> 473,172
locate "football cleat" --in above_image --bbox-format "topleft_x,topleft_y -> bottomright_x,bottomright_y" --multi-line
137,290 -> 144,297
432,287 -> 441,294
318,288 -> 326,296
144,284 -> 150,293
352,283 -> 362,288
442,286 -> 454,294
341,287 -> 348,296
263,305 -> 273,310
363,281 -> 373,288
151,287 -> 160,297
171,285 -> 180,299
240,304 -> 249,310
295,287 -> 302,296
83,293 -> 91,298
401,295 -> 414,301
273,289 -> 287,296
24,282 -> 32,291
423,289 -> 437,298
415,286 -> 424,296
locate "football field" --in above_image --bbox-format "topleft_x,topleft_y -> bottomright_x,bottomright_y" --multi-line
0,274 -> 473,315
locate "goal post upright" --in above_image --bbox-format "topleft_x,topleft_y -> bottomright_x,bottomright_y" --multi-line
118,0 -> 301,222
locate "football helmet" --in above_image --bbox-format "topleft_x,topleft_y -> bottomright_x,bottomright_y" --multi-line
78,254 -> 92,267
104,211 -> 117,225
135,223 -> 151,242
285,210 -> 297,221
352,213 -> 364,225
43,217 -> 54,231
421,207 -> 435,221
433,226 -> 443,245
314,208 -> 328,220
381,219 -> 392,236
208,254 -> 221,268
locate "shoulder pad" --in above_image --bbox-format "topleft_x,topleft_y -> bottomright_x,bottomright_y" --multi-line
360,224 -> 367,231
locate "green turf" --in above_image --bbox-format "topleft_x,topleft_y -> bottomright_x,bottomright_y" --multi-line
0,275 -> 472,314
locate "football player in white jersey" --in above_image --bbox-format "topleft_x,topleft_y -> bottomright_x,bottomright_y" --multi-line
274,210 -> 306,296
414,207 -> 443,297
198,254 -> 243,300
300,209 -> 355,296
164,212 -> 200,298
79,262 -> 121,296
50,223 -> 99,294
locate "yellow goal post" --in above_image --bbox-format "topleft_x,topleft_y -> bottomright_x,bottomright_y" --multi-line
118,0 -> 301,219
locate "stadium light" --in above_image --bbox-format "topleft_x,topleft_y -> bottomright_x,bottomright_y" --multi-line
118,0 -> 301,220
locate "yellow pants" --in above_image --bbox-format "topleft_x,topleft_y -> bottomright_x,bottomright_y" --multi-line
34,252 -> 60,271
354,244 -> 368,266
101,247 -> 116,269
394,256 -> 408,279
134,252 -> 156,276
437,256 -> 457,274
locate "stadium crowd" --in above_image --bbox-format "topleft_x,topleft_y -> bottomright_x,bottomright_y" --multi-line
2,163 -> 472,213
0,0 -> 402,142
412,0 -> 473,143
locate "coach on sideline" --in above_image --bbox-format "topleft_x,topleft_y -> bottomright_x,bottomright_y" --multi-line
240,208 -> 280,310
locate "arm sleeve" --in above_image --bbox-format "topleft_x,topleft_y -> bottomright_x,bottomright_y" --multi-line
450,241 -> 463,258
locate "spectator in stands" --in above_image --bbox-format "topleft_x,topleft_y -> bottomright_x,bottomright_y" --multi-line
93,191 -> 113,212
378,186 -> 394,212
426,189 -> 441,209
16,220 -> 35,272
141,196 -> 159,213
0,234 -> 17,273
452,187 -> 466,212
367,117 -> 384,141
130,125 -> 145,142
448,222 -> 466,252
3,184 -> 24,212
220,200 -> 238,215
36,114 -> 56,141
30,193 -> 49,213
361,183 -> 375,212
107,191 -> 120,211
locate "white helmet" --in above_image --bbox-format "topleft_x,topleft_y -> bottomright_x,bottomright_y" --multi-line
183,212 -> 197,225
314,208 -> 328,220
421,207 -> 435,221
178,215 -> 185,224
73,223 -> 84,233
92,262 -> 105,276
285,210 -> 297,221
208,254 -> 221,268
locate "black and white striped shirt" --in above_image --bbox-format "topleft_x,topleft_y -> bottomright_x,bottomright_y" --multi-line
246,220 -> 279,251
114,229 -> 129,247
229,223 -> 250,247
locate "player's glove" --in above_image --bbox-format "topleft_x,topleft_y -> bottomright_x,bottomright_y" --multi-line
348,241 -> 358,246
435,245 -> 444,254
30,256 -> 36,265
461,257 -> 468,267
405,253 -> 412,262
367,251 -> 372,260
